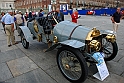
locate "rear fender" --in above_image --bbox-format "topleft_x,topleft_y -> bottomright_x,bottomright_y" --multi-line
19,26 -> 33,42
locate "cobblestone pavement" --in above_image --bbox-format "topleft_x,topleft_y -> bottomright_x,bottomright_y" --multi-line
0,15 -> 124,83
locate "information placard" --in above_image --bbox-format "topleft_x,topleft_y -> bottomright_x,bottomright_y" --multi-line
92,52 -> 109,81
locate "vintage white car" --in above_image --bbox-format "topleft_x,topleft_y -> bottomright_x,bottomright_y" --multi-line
19,11 -> 118,83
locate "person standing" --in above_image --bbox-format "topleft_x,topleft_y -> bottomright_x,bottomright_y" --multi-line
28,11 -> 32,20
21,13 -> 26,26
56,8 -> 64,22
1,10 -> 18,47
15,11 -> 24,36
111,7 -> 124,34
71,10 -> 78,23
39,9 -> 44,17
0,12 -> 6,34
24,12 -> 28,21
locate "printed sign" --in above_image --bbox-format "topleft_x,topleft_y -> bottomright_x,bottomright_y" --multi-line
92,52 -> 109,81
60,4 -> 68,11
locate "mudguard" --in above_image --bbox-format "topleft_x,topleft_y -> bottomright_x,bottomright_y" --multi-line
59,40 -> 85,48
19,26 -> 33,42
44,40 -> 85,52
100,30 -> 114,34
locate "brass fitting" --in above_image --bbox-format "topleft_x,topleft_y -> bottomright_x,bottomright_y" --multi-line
53,36 -> 58,44
106,34 -> 116,43
89,40 -> 101,51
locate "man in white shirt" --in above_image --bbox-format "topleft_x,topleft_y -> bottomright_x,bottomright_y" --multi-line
1,10 -> 18,47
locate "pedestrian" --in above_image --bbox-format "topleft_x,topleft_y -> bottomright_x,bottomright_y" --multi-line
28,11 -> 32,20
0,12 -> 6,34
24,12 -> 28,21
71,10 -> 78,23
39,9 -> 44,17
32,11 -> 36,17
111,7 -> 124,35
1,10 -> 18,47
56,8 -> 64,22
15,11 -> 24,35
21,13 -> 26,26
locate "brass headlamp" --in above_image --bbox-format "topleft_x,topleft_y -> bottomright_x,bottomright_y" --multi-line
106,34 -> 116,43
89,40 -> 101,51
86,28 -> 100,41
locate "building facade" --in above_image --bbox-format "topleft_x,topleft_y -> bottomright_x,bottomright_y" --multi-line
69,0 -> 124,9
0,0 -> 15,12
14,0 -> 51,12
14,0 -> 124,12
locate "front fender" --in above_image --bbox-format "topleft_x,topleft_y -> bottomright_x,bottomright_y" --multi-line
100,30 -> 114,34
19,26 -> 33,42
60,40 -> 85,48
44,40 -> 85,52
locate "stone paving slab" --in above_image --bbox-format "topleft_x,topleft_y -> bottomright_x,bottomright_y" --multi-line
118,56 -> 124,65
106,61 -> 124,76
0,45 -> 14,53
113,50 -> 124,62
0,40 -> 6,46
117,43 -> 124,51
16,42 -> 47,56
5,68 -> 57,83
7,56 -> 38,77
16,43 -> 35,56
0,34 -> 6,41
29,49 -> 57,70
45,65 -> 96,83
0,49 -> 26,64
0,63 -> 13,82
46,66 -> 71,83
89,72 -> 124,83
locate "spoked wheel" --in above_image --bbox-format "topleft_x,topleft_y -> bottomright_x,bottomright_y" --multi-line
102,38 -> 118,61
57,46 -> 88,83
20,32 -> 29,49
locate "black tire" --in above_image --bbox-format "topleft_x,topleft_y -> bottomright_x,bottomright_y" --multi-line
20,32 -> 29,49
102,38 -> 118,61
57,46 -> 88,83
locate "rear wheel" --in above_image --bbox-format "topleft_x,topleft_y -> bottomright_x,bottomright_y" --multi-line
102,38 -> 118,61
20,32 -> 29,49
57,46 -> 88,83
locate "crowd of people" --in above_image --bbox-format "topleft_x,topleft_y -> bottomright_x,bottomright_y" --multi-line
0,9 -> 45,47
0,7 -> 123,47
26,9 -> 45,20
0,8 -> 64,47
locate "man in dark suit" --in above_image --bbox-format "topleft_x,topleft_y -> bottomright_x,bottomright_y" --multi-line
56,8 -> 64,22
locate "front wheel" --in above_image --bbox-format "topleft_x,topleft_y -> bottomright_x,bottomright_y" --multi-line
102,38 -> 118,61
57,46 -> 88,83
20,32 -> 29,49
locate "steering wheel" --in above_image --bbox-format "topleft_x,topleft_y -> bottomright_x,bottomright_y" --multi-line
46,11 -> 59,24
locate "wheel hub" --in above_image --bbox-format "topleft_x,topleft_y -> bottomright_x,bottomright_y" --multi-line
65,61 -> 75,69
65,64 -> 70,69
